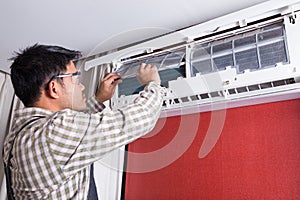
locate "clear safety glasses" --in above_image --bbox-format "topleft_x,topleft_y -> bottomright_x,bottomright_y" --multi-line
50,71 -> 82,85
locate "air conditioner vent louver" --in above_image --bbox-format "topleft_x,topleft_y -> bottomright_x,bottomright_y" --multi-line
227,78 -> 296,95
162,78 -> 298,109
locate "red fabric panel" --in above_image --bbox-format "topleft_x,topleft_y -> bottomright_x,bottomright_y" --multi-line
125,99 -> 300,200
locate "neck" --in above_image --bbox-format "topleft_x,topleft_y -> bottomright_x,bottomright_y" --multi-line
34,100 -> 62,112
34,91 -> 63,112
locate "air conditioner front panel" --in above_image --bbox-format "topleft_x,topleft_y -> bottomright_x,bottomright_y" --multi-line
84,2 -> 300,116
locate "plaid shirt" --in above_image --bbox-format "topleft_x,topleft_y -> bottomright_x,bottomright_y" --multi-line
3,82 -> 165,199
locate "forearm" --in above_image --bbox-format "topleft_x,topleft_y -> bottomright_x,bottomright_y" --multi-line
91,82 -> 166,153
116,82 -> 166,137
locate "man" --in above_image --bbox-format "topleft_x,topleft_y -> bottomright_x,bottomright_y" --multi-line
3,44 -> 165,199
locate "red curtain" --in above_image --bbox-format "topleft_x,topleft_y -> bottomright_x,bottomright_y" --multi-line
124,99 -> 300,200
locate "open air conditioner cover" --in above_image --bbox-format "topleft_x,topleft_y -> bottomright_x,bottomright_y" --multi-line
84,1 -> 300,116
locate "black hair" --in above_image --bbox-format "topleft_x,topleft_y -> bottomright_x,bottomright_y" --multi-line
9,44 -> 82,106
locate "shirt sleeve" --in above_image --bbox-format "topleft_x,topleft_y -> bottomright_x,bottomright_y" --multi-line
86,96 -> 106,113
47,82 -> 166,176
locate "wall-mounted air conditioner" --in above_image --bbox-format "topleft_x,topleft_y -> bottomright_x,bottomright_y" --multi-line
84,0 -> 300,117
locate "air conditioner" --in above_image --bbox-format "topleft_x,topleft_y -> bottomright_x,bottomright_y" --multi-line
84,0 -> 300,117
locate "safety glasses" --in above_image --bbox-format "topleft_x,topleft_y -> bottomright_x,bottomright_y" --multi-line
50,71 -> 81,85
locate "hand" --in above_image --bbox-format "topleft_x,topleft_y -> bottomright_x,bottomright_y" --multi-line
136,63 -> 161,86
96,73 -> 122,103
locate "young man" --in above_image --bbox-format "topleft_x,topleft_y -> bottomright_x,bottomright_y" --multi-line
3,44 -> 165,199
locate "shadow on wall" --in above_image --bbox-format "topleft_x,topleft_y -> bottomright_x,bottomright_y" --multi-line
0,71 -> 17,198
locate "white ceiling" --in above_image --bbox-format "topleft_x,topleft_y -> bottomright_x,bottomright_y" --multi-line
0,0 -> 268,73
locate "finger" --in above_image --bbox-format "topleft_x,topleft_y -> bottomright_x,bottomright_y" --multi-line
112,78 -> 122,86
106,75 -> 122,85
103,72 -> 113,78
146,64 -> 151,68
103,73 -> 121,82
102,73 -> 116,80
146,64 -> 156,70
152,65 -> 158,71
140,63 -> 147,69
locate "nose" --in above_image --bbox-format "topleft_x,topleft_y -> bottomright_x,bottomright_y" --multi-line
80,82 -> 85,91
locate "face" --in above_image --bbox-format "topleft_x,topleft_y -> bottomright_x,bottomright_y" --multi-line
60,61 -> 86,111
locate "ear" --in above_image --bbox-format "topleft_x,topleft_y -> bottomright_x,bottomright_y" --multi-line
47,80 -> 61,99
